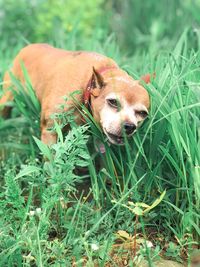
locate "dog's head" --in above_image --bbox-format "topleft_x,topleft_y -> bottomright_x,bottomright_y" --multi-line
89,67 -> 151,145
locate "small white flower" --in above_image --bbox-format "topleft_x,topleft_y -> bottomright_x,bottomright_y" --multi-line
29,210 -> 35,216
36,208 -> 41,215
146,241 -> 153,248
85,231 -> 90,237
91,243 -> 99,251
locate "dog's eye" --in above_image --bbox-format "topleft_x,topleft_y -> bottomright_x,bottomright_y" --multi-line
136,110 -> 148,118
107,99 -> 120,109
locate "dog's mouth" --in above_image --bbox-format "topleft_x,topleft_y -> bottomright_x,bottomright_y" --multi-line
104,130 -> 124,145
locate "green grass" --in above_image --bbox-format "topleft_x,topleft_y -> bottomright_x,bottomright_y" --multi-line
0,29 -> 200,266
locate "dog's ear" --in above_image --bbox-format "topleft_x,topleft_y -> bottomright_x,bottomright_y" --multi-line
91,67 -> 105,89
140,73 -> 156,84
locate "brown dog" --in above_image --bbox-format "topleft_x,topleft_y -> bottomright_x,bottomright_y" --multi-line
0,44 -> 150,145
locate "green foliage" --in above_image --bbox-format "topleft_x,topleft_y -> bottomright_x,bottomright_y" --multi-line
0,124 -> 91,265
1,32 -> 199,265
0,0 -> 37,46
165,242 -> 182,262
35,0 -> 105,41
0,1 -> 200,265
0,0 -> 108,50
112,0 -> 200,53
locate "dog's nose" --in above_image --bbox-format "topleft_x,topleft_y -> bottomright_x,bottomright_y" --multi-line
124,123 -> 136,135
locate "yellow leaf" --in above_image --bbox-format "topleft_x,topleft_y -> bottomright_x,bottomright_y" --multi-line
135,202 -> 150,208
116,230 -> 130,240
127,201 -> 135,206
143,190 -> 166,214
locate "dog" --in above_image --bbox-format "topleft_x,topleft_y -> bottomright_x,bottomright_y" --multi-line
0,44 -> 151,145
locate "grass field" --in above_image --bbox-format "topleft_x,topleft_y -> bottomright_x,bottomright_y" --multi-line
0,1 -> 200,266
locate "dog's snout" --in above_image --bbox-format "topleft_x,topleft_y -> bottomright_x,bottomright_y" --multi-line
124,123 -> 136,135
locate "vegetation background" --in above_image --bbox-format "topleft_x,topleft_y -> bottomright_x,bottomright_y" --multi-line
0,0 -> 200,266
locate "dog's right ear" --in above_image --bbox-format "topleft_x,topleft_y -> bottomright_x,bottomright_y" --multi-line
90,67 -> 105,97
91,67 -> 105,89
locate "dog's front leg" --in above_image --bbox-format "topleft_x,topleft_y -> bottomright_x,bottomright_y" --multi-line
41,127 -> 57,145
41,117 -> 57,145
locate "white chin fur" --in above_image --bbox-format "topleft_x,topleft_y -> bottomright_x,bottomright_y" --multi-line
103,128 -> 124,145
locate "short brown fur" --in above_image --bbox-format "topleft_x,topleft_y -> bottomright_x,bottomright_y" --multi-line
0,44 -> 150,144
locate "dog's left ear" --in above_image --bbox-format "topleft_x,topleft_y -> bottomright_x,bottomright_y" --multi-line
140,73 -> 156,84
90,67 -> 105,96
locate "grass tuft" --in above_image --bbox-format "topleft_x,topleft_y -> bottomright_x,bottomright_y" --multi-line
0,31 -> 199,265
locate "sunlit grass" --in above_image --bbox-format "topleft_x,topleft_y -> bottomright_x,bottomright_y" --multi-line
0,30 -> 199,266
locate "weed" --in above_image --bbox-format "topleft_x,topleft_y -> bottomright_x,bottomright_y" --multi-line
0,25 -> 199,266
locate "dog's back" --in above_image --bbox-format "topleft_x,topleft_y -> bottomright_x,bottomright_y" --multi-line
0,44 -> 150,146
0,43 -> 118,118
